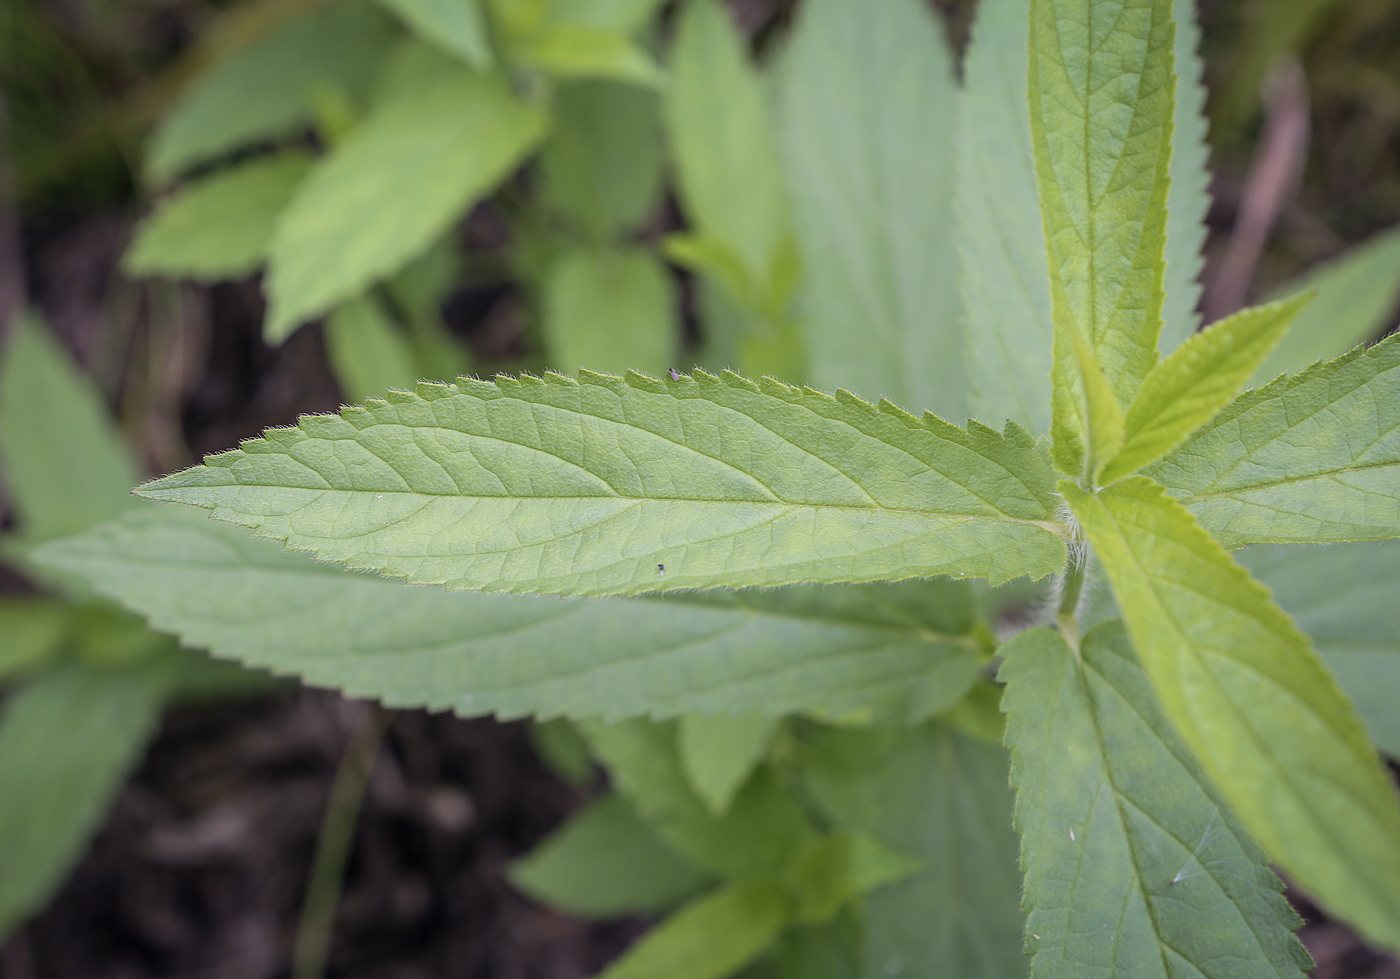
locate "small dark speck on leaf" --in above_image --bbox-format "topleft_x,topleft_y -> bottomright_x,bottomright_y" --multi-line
668,368 -> 681,380
658,564 -> 665,575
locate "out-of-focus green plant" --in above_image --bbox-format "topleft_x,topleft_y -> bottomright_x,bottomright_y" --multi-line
19,0 -> 1400,977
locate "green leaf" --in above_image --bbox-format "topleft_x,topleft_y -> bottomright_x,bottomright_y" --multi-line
0,314 -> 140,545
545,0 -> 665,33
0,663 -> 167,938
530,718 -> 594,785
955,0 -> 1053,434
541,247 -> 676,376
999,622 -> 1312,979
598,878 -> 789,979
1070,328 -> 1125,483
581,719 -> 815,880
265,68 -> 546,340
134,371 -> 1066,594
125,151 -> 312,281
774,0 -> 964,419
36,508 -> 987,721
1159,0 -> 1212,352
519,23 -> 661,86
787,831 -> 921,927
510,792 -> 714,916
373,0 -> 492,67
324,296 -> 421,404
679,713 -> 775,815
1149,332 -> 1400,547
1063,476 -> 1400,951
1255,224 -> 1400,383
1242,540 -> 1400,758
796,722 -> 1024,979
540,80 -> 663,240
0,597 -> 69,681
1031,0 -> 1175,472
666,0 -> 790,311
145,0 -> 395,180
1101,293 -> 1311,484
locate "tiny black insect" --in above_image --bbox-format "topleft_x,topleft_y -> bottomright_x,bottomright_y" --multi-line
658,564 -> 665,575
668,368 -> 681,381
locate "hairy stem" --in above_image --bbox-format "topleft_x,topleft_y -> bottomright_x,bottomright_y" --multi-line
1056,547 -> 1087,655
292,702 -> 391,979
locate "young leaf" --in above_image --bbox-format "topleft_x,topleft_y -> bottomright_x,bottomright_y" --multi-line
956,0 -> 1054,433
1242,540 -> 1400,758
580,719 -> 815,880
1070,329 -> 1125,482
787,832 -> 922,926
133,371 -> 1066,595
0,663 -> 167,938
1100,293 -> 1311,484
540,80 -> 663,240
774,0 -> 964,419
125,151 -> 312,281
324,296 -> 420,404
1000,623 -> 1312,979
1063,476 -> 1400,951
0,314 -> 140,545
1149,332 -> 1400,547
265,69 -> 546,339
598,877 -> 789,979
541,248 -> 676,377
146,0 -> 395,180
36,509 -> 989,721
1031,0 -> 1175,470
1159,0 -> 1212,352
510,793 -> 714,916
679,713 -> 776,815
373,0 -> 492,67
1255,224 -> 1400,383
797,723 -> 1024,979
666,0 -> 790,309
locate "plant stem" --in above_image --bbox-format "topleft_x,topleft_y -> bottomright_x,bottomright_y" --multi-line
1056,547 -> 1087,655
292,702 -> 390,979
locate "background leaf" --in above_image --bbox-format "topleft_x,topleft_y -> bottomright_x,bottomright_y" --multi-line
133,371 -> 1066,595
1065,476 -> 1400,951
265,68 -> 546,339
679,713 -> 775,816
36,508 -> 988,721
373,0 -> 491,67
0,597 -> 69,681
324,295 -> 421,404
509,792 -> 714,916
1000,623 -> 1311,979
541,247 -> 675,376
1150,333 -> 1400,547
774,0 -> 963,419
124,151 -> 311,281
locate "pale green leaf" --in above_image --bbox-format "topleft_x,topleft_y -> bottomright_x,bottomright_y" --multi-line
0,314 -> 140,545
133,371 -> 1066,594
126,151 -> 312,281
679,712 -> 775,815
580,718 -> 815,880
1033,0 -> 1175,472
1064,475 -> 1400,951
520,23 -> 661,85
0,663 -> 167,938
1149,332 -> 1400,547
324,296 -> 420,404
373,0 -> 491,67
265,69 -> 546,339
1159,0 -> 1212,352
541,248 -> 675,376
1000,622 -> 1311,979
540,80 -> 663,240
1242,540 -> 1400,758
599,878 -> 789,979
1070,329 -> 1125,482
0,597 -> 69,682
146,0 -> 395,180
1255,224 -> 1400,383
796,722 -> 1024,979
666,0 -> 790,307
787,832 -> 922,926
545,0 -> 664,33
510,792 -> 714,916
36,508 -> 987,720
1101,293 -> 1311,484
774,0 -> 964,419
956,0 -> 1053,433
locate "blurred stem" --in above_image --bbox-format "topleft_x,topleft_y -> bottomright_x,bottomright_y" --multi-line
1056,549 -> 1086,657
292,703 -> 390,979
